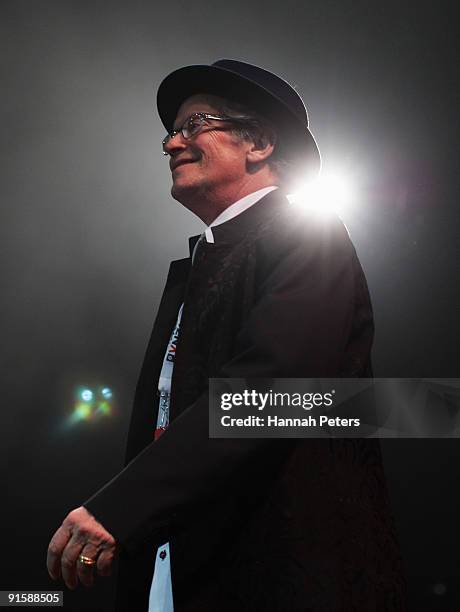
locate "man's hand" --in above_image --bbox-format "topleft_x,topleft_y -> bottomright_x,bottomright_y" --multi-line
47,506 -> 117,589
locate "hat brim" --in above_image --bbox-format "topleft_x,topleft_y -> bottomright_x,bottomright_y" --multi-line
157,64 -> 321,179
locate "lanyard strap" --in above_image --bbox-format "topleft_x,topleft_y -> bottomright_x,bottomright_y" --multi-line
155,304 -> 183,440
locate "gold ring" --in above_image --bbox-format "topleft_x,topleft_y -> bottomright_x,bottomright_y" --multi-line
78,554 -> 96,566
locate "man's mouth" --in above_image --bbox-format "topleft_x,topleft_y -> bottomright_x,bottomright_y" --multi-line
171,159 -> 197,172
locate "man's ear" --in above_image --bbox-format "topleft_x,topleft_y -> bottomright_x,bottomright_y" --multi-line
246,129 -> 277,164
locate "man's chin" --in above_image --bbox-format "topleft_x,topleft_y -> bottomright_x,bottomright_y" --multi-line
171,181 -> 202,205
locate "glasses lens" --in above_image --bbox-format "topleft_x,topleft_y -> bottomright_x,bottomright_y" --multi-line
182,115 -> 205,139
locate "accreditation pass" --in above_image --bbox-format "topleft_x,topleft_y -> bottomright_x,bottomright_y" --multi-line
0,592 -> 63,607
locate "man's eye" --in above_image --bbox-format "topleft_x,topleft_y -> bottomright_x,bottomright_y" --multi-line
187,117 -> 203,134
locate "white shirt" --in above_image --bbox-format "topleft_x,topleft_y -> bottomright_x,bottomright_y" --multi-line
149,185 -> 278,612
204,185 -> 278,243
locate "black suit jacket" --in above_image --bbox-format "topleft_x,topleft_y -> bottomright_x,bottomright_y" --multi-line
85,190 -> 407,611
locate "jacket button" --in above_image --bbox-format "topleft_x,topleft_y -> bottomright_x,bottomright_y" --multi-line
159,550 -> 167,560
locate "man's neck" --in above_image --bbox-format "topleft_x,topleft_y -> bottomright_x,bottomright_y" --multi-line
180,175 -> 280,225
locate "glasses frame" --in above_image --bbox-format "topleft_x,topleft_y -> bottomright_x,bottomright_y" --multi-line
162,112 -> 249,155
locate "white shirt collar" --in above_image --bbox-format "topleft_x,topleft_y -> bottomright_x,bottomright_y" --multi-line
204,186 -> 278,243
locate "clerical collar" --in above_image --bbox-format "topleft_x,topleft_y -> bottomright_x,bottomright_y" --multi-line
203,186 -> 278,244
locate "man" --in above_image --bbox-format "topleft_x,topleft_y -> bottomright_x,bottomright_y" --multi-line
47,60 -> 407,610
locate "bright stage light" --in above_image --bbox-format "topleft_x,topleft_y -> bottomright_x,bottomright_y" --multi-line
287,171 -> 355,219
101,387 -> 113,399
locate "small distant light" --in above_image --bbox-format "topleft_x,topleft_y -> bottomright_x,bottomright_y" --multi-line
67,384 -> 115,427
81,389 -> 93,402
432,583 -> 447,596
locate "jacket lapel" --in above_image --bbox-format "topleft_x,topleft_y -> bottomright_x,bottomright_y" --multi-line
125,256 -> 192,461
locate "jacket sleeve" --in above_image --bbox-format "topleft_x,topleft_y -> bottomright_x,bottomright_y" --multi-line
83,214 -> 373,554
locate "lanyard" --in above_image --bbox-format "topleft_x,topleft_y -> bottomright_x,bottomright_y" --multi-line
154,304 -> 183,440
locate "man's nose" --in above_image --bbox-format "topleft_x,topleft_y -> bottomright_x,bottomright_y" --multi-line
163,131 -> 187,156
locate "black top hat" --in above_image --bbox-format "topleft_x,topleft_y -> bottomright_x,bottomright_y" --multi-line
157,59 -> 321,180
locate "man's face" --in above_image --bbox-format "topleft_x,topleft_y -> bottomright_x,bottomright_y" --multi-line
164,94 -> 252,206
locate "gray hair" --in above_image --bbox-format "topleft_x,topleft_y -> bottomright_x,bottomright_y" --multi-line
214,99 -> 293,185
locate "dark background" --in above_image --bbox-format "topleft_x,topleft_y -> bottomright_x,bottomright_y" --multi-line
1,1 -> 459,610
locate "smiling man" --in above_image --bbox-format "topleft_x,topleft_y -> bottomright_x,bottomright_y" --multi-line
47,60 -> 407,611
166,95 -> 278,222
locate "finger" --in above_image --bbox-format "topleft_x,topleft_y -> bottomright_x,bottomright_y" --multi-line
60,532 -> 88,590
47,526 -> 72,580
96,547 -> 116,577
55,505 -> 117,588
76,546 -> 99,588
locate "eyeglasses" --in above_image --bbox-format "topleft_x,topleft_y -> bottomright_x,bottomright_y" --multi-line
162,112 -> 248,155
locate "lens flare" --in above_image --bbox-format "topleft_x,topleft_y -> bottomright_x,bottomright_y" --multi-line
69,402 -> 93,424
95,400 -> 111,416
288,172 -> 355,219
